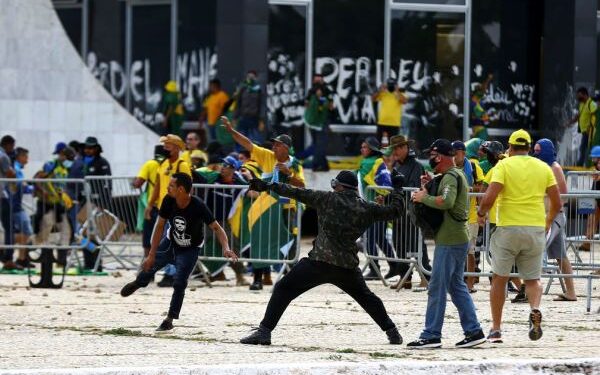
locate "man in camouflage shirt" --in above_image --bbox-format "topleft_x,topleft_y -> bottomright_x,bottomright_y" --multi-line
240,170 -> 405,346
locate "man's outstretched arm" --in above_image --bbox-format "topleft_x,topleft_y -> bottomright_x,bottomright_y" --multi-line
249,179 -> 327,207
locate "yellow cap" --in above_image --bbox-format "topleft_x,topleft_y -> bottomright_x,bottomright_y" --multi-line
165,80 -> 178,92
159,134 -> 185,150
508,129 -> 531,146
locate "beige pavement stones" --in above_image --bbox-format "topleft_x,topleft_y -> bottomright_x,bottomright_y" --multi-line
0,265 -> 598,373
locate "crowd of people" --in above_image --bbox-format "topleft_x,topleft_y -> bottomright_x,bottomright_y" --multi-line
0,135 -> 111,271
0,70 -> 592,348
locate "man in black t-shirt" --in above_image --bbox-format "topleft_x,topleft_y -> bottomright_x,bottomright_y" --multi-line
120,173 -> 237,331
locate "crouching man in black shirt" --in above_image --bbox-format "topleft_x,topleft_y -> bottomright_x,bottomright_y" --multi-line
121,173 -> 238,331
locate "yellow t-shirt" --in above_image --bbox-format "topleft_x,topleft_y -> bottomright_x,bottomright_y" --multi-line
578,98 -> 597,133
374,91 -> 406,127
251,145 -> 305,185
156,157 -> 192,208
136,159 -> 161,206
467,159 -> 485,224
490,155 -> 557,227
203,91 -> 230,125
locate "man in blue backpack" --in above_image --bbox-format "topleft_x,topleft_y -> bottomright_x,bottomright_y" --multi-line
407,139 -> 484,349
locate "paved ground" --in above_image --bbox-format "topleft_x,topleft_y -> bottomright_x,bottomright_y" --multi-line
0,245 -> 599,373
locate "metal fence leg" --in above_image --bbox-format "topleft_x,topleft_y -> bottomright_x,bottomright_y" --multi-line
393,262 -> 414,292
587,276 -> 592,313
193,259 -> 212,288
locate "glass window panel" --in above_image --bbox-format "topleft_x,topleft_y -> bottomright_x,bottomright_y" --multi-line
391,10 -> 465,149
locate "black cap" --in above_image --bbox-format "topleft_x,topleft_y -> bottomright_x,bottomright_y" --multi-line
451,140 -> 466,151
481,140 -> 504,157
270,134 -> 292,148
426,139 -> 455,156
334,170 -> 358,189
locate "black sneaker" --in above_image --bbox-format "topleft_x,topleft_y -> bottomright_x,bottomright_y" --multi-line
120,281 -> 141,297
386,327 -> 402,345
156,319 -> 174,332
157,275 -> 174,288
383,268 -> 400,279
487,329 -> 503,343
240,325 -> 271,345
407,338 -> 441,349
528,309 -> 543,341
511,285 -> 528,303
455,329 -> 486,348
249,281 -> 263,291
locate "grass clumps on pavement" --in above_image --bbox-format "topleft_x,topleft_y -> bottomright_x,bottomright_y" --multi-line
103,328 -> 143,336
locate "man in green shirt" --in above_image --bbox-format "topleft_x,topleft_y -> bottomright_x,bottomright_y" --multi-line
407,139 -> 484,349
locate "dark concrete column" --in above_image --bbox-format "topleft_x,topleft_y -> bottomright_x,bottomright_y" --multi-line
216,0 -> 269,94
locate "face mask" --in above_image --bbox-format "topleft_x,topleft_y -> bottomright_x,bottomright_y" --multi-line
84,156 -> 94,165
428,156 -> 439,169
63,160 -> 73,169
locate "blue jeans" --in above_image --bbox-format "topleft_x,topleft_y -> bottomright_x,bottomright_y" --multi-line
136,237 -> 200,319
311,129 -> 328,169
366,222 -> 396,266
420,243 -> 481,340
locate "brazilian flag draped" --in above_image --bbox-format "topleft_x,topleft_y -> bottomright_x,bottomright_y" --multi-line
246,191 -> 295,268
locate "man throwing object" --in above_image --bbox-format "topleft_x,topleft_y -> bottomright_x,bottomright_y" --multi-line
120,173 -> 237,331
240,170 -> 406,346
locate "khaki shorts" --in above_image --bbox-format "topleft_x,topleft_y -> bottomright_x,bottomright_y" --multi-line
467,223 -> 479,255
489,226 -> 545,280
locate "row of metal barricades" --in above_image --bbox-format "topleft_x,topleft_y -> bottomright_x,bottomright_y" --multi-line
0,177 -> 302,287
362,182 -> 600,312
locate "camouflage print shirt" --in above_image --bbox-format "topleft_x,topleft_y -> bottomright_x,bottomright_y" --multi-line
271,183 -> 405,269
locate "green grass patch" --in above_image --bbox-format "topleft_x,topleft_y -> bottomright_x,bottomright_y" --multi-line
103,328 -> 143,336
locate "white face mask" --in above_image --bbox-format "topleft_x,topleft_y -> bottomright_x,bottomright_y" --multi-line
63,160 -> 73,168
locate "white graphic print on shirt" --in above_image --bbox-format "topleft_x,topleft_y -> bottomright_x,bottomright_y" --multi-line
173,216 -> 192,247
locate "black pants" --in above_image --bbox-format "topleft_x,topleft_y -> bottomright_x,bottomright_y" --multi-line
260,258 -> 395,331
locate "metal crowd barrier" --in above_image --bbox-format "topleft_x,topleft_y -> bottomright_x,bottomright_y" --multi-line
360,186 -> 428,289
1,177 -> 304,280
566,170 -> 600,192
193,183 -> 302,282
363,185 -> 600,312
84,176 -> 142,271
0,177 -> 92,287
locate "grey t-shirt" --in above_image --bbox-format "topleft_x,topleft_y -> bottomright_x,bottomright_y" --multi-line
0,146 -> 12,196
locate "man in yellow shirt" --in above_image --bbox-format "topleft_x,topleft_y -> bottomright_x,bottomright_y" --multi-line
200,79 -> 230,141
569,87 -> 597,166
478,129 -> 561,344
222,117 -> 304,188
145,134 -> 192,287
133,145 -> 167,257
371,78 -> 408,143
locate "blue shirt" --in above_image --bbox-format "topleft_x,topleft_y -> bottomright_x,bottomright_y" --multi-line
9,161 -> 31,212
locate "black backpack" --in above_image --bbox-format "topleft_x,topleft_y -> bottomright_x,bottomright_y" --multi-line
410,169 -> 467,239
